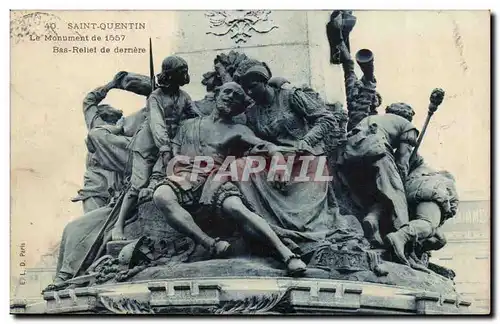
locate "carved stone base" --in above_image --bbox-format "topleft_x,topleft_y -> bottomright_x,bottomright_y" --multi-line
118,256 -> 459,295
10,299 -> 27,314
21,277 -> 473,314
308,248 -> 386,273
43,288 -> 98,314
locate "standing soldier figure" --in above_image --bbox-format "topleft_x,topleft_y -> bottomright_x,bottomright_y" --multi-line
383,92 -> 457,271
72,74 -> 126,213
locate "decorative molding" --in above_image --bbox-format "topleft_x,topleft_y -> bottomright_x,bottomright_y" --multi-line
415,292 -> 472,315
214,291 -> 289,314
99,295 -> 154,314
10,299 -> 28,314
205,10 -> 278,43
25,277 -> 474,314
43,287 -> 98,314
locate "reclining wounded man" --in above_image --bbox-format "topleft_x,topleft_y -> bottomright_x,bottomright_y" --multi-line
133,82 -> 308,276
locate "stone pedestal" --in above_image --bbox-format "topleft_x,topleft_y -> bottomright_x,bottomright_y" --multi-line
9,299 -> 27,314
15,277 -> 471,315
43,288 -> 98,314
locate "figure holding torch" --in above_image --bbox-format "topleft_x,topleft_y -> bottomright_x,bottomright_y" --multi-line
409,88 -> 446,163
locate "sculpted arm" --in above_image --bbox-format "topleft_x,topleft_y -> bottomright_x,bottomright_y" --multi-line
396,129 -> 419,181
290,90 -> 336,150
148,93 -> 172,153
396,143 -> 413,181
183,92 -> 200,119
82,83 -> 113,130
340,45 -> 358,104
338,43 -> 379,130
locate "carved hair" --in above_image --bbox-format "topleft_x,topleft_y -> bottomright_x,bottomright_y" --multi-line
374,92 -> 383,109
240,65 -> 272,85
233,59 -> 272,83
385,102 -> 415,122
97,104 -> 123,124
156,56 -> 188,87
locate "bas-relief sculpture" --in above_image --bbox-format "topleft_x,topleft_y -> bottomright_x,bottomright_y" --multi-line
14,10 -> 472,315
205,10 -> 279,44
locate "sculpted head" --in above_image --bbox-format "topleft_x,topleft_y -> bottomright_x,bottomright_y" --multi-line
385,102 -> 415,122
157,55 -> 190,87
214,82 -> 251,118
239,63 -> 273,103
97,104 -> 123,124
233,59 -> 272,83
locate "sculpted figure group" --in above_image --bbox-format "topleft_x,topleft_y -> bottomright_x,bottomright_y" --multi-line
46,11 -> 459,291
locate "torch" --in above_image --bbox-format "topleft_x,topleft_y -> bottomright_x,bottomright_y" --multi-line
409,88 -> 446,162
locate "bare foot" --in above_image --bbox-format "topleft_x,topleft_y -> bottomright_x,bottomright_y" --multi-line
286,255 -> 307,277
408,253 -> 431,273
385,232 -> 410,266
111,227 -> 127,241
211,240 -> 230,258
362,216 -> 383,247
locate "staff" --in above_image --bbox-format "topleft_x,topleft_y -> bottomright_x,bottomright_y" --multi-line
409,88 -> 445,162
149,38 -> 156,92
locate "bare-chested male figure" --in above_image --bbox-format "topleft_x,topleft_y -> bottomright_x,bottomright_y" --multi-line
152,82 -> 308,276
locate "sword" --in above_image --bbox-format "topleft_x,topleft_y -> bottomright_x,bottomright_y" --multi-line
409,88 -> 445,162
149,37 -> 156,92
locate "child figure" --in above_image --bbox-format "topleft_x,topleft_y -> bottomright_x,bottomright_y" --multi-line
111,55 -> 197,240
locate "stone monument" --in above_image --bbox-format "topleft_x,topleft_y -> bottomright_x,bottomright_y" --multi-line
11,10 -> 473,315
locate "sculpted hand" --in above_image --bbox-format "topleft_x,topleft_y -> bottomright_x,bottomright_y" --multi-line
396,164 -> 408,182
109,71 -> 128,89
332,11 -> 343,29
296,140 -> 314,154
114,116 -> 125,130
266,144 -> 280,157
269,151 -> 291,191
138,188 -> 154,204
99,107 -> 123,125
250,143 -> 294,157
272,169 -> 290,192
250,143 -> 280,156
162,151 -> 173,169
337,41 -> 351,64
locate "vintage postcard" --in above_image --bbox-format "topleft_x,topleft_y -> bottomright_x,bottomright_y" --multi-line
10,10 -> 490,315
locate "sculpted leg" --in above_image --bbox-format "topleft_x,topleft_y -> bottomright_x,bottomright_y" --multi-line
111,190 -> 137,241
385,201 -> 441,265
82,196 -> 107,214
420,227 -> 447,252
112,152 -> 155,241
153,185 -> 229,257
362,202 -> 384,247
221,195 -> 306,276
